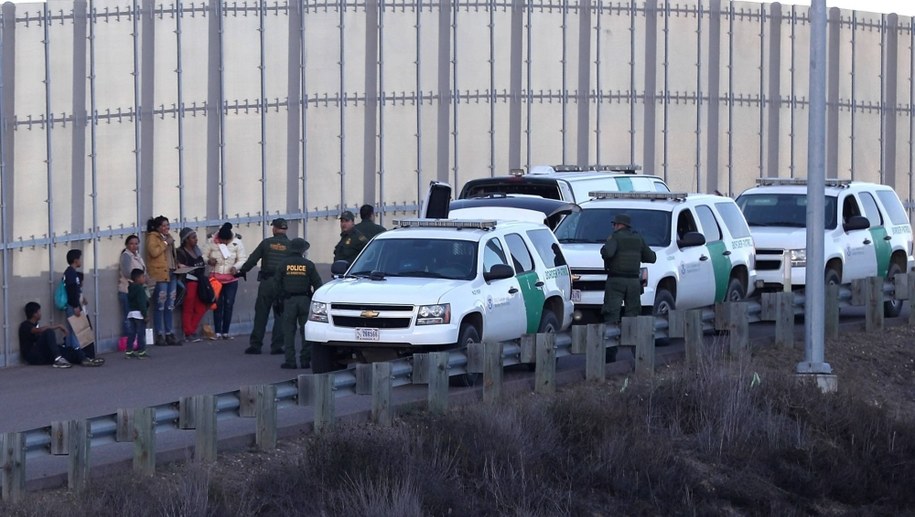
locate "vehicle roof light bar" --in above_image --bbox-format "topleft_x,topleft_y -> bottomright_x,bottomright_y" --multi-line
588,191 -> 688,201
393,218 -> 498,230
755,177 -> 853,187
548,164 -> 643,174
509,168 -> 525,177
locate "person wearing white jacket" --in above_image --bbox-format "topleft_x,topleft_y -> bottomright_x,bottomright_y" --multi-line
205,223 -> 248,339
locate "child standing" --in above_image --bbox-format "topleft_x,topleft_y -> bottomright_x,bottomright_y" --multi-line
126,269 -> 150,359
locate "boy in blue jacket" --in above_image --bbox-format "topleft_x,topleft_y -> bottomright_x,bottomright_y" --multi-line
126,269 -> 150,359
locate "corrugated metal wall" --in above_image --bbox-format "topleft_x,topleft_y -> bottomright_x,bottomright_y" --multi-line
0,0 -> 912,365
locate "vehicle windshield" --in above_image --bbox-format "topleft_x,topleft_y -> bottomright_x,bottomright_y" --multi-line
461,183 -> 561,199
735,193 -> 838,230
347,238 -> 478,280
554,208 -> 672,247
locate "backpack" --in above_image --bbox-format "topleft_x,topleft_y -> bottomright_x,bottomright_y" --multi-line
54,278 -> 68,311
196,275 -> 216,305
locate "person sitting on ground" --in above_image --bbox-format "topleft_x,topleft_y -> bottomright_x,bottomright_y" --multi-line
19,302 -> 102,368
125,269 -> 151,359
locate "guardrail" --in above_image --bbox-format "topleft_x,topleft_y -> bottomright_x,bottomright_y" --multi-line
2,273 -> 913,502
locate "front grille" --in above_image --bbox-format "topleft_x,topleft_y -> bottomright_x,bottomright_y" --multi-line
756,249 -> 785,256
332,316 -> 412,329
330,303 -> 413,312
573,280 -> 605,291
756,259 -> 782,271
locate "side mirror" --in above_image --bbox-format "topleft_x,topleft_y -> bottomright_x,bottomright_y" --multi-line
843,215 -> 870,232
330,260 -> 350,276
677,231 -> 706,249
483,264 -> 515,282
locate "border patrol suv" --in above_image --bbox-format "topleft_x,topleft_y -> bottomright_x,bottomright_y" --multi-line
553,192 -> 757,320
735,178 -> 914,316
458,165 -> 670,203
305,219 -> 574,373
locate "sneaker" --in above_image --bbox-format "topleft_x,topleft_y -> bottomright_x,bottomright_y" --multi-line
125,351 -> 136,359
155,334 -> 167,347
189,334 -> 203,343
165,333 -> 182,346
135,350 -> 150,359
53,357 -> 72,369
207,334 -> 218,341
244,346 -> 262,355
90,357 -> 106,365
221,333 -> 232,340
280,362 -> 297,369
80,359 -> 102,367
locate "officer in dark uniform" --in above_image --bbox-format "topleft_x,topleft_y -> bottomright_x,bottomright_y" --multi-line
238,218 -> 290,355
333,211 -> 368,264
354,204 -> 387,241
276,238 -> 323,369
600,213 -> 657,324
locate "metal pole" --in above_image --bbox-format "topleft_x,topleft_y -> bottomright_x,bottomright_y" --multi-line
415,0 -> 422,211
300,0 -> 308,237
798,0 -> 830,376
489,0 -> 495,176
379,0 -> 385,224
630,0 -> 636,164
851,11 -> 856,178
339,0 -> 346,212
758,4 -> 765,179
87,1 -> 99,341
176,0 -> 185,221
663,0 -> 669,181
695,2 -> 703,190
0,3 -> 10,365
454,0 -> 460,183
728,1 -> 734,194
217,0 -> 227,217
910,18 -> 914,224
525,0 -> 531,168
560,0 -> 567,165
44,3 -> 55,304
879,14 -> 885,184
789,6 -> 796,177
594,0 -> 601,164
259,0 -> 268,226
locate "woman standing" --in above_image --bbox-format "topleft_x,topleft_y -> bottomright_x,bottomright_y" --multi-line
145,215 -> 180,346
177,228 -> 208,342
205,222 -> 247,339
118,235 -> 146,350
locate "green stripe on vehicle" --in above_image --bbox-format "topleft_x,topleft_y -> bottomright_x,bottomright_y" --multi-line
870,226 -> 892,278
706,240 -> 732,302
517,271 -> 546,333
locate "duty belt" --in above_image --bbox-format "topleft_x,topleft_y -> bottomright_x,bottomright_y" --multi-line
608,272 -> 640,279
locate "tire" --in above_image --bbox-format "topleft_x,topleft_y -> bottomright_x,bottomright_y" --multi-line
310,342 -> 337,374
451,323 -> 482,387
824,267 -> 841,287
724,276 -> 746,303
884,262 -> 904,318
653,289 -> 676,347
525,310 -> 560,371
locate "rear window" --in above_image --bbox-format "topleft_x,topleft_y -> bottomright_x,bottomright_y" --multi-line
555,208 -> 672,247
876,189 -> 910,225
526,228 -> 567,268
714,201 -> 752,239
460,182 -> 561,200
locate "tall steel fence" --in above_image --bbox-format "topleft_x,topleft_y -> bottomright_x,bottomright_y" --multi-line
0,0 -> 912,366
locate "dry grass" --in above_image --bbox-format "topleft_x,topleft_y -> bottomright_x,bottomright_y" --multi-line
3,329 -> 915,516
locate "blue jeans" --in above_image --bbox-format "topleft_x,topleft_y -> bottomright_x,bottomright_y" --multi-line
153,274 -> 177,336
118,291 -> 130,336
213,281 -> 238,334
126,318 -> 147,352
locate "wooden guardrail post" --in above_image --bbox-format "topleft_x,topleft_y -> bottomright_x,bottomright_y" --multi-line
116,408 -> 134,442
466,342 -> 484,374
762,292 -> 795,349
908,274 -> 915,326
519,334 -> 535,366
864,276 -> 885,332
355,364 -> 372,395
622,316 -> 655,375
313,374 -> 335,434
428,351 -> 450,414
684,310 -> 704,366
570,325 -> 587,355
66,420 -> 90,492
585,323 -> 605,381
825,284 -> 840,339
1,432 -> 25,503
179,396 -> 196,429
239,385 -> 258,418
194,394 -> 217,463
133,407 -> 156,476
717,302 -> 749,356
411,353 -> 430,385
483,341 -> 503,403
371,363 -> 393,427
255,385 -> 278,450
534,332 -> 556,394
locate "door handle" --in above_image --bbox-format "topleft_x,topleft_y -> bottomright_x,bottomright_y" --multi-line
722,250 -> 732,256
534,281 -> 545,287
884,235 -> 893,241
508,287 -> 519,294
863,239 -> 871,245
699,255 -> 709,261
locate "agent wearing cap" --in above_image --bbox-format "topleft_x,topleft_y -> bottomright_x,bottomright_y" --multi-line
600,213 -> 657,328
333,211 -> 368,265
238,218 -> 290,355
275,238 -> 323,369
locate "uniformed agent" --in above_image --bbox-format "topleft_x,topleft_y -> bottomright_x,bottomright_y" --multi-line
333,211 -> 369,264
354,204 -> 387,241
600,213 -> 657,324
276,238 -> 323,369
238,218 -> 290,355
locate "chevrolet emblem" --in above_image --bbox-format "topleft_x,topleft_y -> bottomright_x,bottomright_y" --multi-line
361,310 -> 380,318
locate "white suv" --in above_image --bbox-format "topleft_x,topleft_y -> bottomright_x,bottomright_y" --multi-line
305,219 -> 574,373
553,192 -> 757,320
735,178 -> 914,316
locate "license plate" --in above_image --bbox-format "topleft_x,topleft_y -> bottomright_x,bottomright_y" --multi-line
571,289 -> 581,303
355,328 -> 380,341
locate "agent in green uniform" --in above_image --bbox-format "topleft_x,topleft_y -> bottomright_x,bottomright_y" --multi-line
600,213 -> 657,324
354,204 -> 387,241
239,218 -> 290,355
333,211 -> 369,264
277,238 -> 323,369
